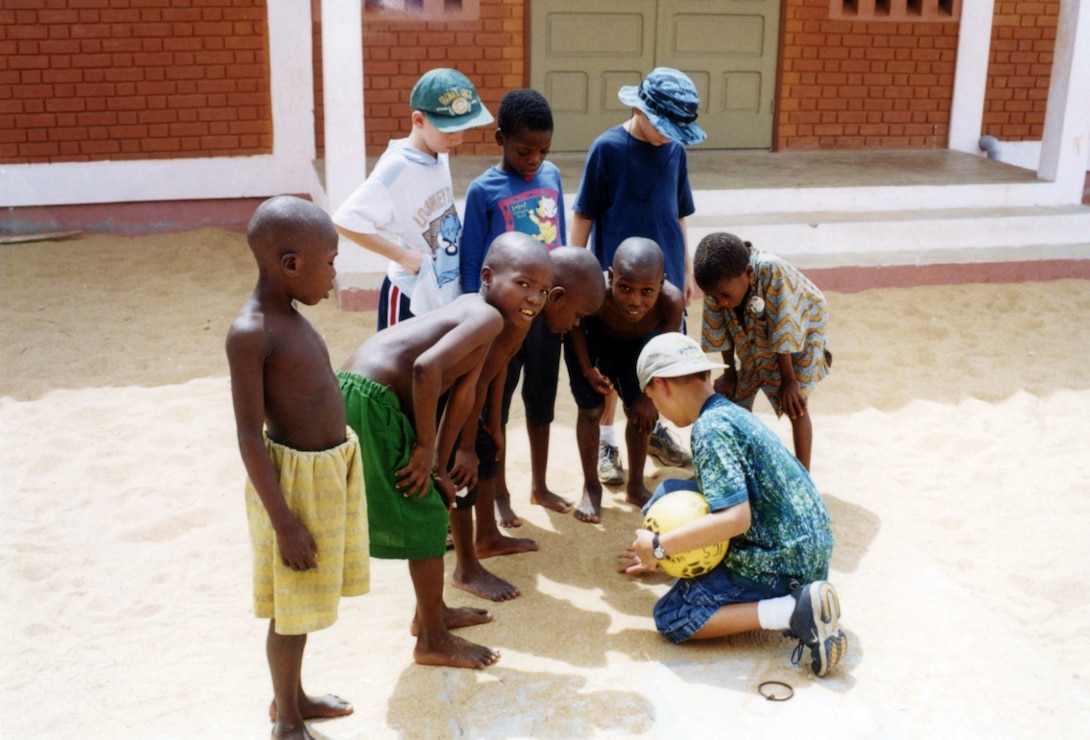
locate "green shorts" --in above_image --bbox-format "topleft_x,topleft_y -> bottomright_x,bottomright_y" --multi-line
338,370 -> 448,560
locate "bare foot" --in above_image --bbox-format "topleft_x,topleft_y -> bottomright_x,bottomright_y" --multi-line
268,693 -> 353,723
272,719 -> 316,740
495,496 -> 522,528
414,631 -> 500,669
574,485 -> 603,524
530,487 -> 573,514
410,604 -> 493,636
452,566 -> 521,601
625,483 -> 652,509
476,532 -> 539,559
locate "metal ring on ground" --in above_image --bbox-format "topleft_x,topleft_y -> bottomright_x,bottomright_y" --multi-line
758,680 -> 794,701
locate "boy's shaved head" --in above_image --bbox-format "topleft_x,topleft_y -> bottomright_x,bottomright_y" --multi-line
694,232 -> 750,288
247,195 -> 337,266
550,247 -> 605,305
612,236 -> 665,281
484,231 -> 552,274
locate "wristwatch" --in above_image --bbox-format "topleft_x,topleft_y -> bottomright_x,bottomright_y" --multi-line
652,534 -> 668,560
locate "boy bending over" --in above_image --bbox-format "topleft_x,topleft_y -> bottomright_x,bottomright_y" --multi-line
451,245 -> 606,601
227,196 -> 368,739
621,332 -> 847,677
695,232 -> 831,470
564,237 -> 684,523
337,233 -> 553,668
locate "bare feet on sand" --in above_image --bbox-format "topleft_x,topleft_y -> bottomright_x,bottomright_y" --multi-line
452,564 -> 521,601
410,604 -> 493,636
574,484 -> 603,524
476,532 -> 539,559
268,693 -> 354,723
414,631 -> 500,669
495,495 -> 522,528
530,486 -> 574,514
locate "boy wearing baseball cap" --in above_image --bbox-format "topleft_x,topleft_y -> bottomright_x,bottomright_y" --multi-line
569,67 -> 705,489
335,68 -> 494,330
619,332 -> 848,677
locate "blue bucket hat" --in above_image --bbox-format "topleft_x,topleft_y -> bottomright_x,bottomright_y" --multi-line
410,68 -> 494,133
618,67 -> 706,146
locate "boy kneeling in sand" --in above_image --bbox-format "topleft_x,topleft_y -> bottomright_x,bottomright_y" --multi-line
337,232 -> 553,668
228,196 -> 368,739
620,332 -> 847,677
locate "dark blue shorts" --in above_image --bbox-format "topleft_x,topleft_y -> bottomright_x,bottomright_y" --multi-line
501,317 -> 563,426
377,276 -> 413,331
563,318 -> 647,411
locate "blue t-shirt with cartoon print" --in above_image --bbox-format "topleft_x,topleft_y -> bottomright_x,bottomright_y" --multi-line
460,162 -> 566,293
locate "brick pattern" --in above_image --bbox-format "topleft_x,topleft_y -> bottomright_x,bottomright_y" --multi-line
312,0 -> 523,158
0,0 -> 273,164
777,0 -> 960,149
982,0 -> 1058,141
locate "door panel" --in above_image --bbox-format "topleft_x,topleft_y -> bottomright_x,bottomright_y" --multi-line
530,0 -> 779,150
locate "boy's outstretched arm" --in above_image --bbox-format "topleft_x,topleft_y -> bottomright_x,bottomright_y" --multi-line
398,310 -> 504,498
714,350 -> 737,399
620,501 -> 751,574
566,326 -> 613,396
569,213 -> 592,248
336,225 -> 427,275
226,323 -> 317,571
776,352 -> 806,419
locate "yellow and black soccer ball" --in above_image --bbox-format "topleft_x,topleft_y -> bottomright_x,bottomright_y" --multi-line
643,489 -> 730,578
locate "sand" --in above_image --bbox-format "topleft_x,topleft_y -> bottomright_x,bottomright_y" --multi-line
2,229 -> 1089,738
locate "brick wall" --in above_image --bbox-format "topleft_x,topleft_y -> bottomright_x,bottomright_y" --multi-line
313,0 -> 524,158
0,0 -> 272,164
982,0 -> 1059,140
776,0 -> 960,149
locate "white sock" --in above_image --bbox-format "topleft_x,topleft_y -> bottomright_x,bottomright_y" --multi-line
600,425 -> 616,447
757,594 -> 797,631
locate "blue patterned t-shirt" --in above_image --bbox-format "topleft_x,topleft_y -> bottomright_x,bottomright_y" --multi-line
693,395 -> 833,588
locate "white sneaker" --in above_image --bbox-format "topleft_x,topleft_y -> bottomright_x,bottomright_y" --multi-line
597,442 -> 625,485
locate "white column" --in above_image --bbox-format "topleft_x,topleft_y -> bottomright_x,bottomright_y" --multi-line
1037,0 -> 1090,201
948,0 -> 996,155
320,0 -> 366,213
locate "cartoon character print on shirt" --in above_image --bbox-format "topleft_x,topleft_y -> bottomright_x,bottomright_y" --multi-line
422,204 -> 462,290
499,188 -> 562,250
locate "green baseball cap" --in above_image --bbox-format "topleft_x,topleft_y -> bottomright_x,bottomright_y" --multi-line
410,68 -> 494,133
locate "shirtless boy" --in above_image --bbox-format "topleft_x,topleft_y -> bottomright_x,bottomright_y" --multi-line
337,233 -> 553,668
564,236 -> 684,523
227,196 -> 368,739
450,244 -> 606,601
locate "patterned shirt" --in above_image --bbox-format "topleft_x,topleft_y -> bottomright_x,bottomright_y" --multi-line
693,395 -> 832,588
701,248 -> 829,415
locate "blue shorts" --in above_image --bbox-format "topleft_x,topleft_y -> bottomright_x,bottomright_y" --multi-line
563,318 -> 647,411
654,567 -> 798,644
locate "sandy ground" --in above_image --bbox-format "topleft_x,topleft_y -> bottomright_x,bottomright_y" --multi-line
2,229 -> 1089,738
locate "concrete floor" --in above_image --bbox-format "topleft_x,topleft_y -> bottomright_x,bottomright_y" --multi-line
445,148 -> 1041,197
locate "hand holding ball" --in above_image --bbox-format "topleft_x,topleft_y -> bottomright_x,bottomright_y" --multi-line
643,489 -> 729,578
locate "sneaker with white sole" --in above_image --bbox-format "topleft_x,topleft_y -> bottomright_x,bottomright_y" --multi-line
647,422 -> 692,467
788,581 -> 848,677
597,442 -> 625,485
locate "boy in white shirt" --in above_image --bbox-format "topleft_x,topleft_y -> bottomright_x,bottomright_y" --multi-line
334,68 -> 494,329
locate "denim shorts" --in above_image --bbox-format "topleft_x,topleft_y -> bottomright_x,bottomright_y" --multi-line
653,566 -> 799,644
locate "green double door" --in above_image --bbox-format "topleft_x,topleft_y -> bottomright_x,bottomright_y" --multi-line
529,0 -> 780,151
